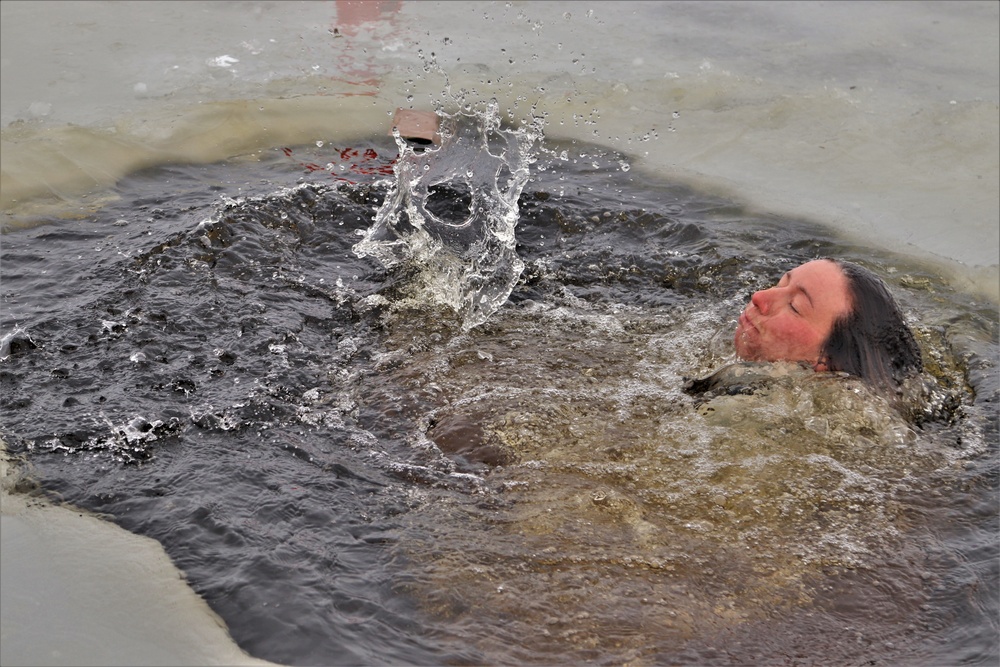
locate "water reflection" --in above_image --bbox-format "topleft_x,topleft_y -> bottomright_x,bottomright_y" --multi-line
330,0 -> 404,91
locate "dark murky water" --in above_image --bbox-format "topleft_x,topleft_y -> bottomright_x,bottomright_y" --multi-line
1,117 -> 997,666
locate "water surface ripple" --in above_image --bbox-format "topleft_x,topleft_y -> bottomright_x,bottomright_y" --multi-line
1,137 -> 996,666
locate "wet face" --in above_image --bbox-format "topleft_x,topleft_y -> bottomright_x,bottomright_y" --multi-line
734,259 -> 852,370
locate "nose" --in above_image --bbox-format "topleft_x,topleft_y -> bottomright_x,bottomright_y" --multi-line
751,288 -> 773,315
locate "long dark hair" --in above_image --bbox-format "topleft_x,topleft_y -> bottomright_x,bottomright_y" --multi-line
821,260 -> 922,391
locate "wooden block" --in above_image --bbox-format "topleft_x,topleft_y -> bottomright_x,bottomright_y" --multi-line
389,108 -> 441,146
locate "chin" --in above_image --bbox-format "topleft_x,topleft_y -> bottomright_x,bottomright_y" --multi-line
732,333 -> 754,360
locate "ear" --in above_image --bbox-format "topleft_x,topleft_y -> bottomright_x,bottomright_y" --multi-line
812,360 -> 829,373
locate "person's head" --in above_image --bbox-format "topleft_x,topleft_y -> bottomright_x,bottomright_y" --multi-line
733,258 -> 922,389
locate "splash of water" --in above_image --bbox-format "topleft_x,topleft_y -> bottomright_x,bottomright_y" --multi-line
352,100 -> 542,330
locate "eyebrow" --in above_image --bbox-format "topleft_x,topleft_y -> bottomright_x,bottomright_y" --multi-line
785,270 -> 815,309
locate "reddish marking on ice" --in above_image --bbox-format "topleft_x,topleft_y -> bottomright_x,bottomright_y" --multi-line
281,144 -> 396,182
